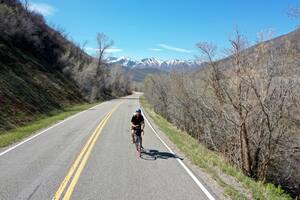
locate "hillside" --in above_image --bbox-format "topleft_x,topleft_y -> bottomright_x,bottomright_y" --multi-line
144,28 -> 300,198
0,0 -> 131,132
214,28 -> 300,75
0,38 -> 85,131
127,67 -> 167,82
199,28 -> 300,197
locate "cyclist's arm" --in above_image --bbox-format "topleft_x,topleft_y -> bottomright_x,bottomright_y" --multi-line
131,116 -> 136,127
131,123 -> 136,127
141,115 -> 145,130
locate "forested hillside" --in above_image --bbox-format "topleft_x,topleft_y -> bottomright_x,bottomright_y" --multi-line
0,0 -> 131,132
144,29 -> 300,198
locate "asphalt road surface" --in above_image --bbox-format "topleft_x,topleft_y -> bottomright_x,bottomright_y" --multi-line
0,93 -> 217,200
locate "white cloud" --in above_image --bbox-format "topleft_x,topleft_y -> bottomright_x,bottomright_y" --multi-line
105,47 -> 123,53
158,44 -> 192,53
149,48 -> 162,51
84,47 -> 97,55
84,47 -> 123,55
28,2 -> 56,16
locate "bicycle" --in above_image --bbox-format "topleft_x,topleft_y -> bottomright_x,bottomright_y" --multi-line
134,125 -> 143,157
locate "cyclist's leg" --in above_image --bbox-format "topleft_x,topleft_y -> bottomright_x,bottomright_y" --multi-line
138,136 -> 142,157
131,129 -> 135,143
135,135 -> 140,151
139,136 -> 142,147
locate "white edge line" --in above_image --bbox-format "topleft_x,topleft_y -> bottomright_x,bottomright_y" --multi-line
0,103 -> 103,157
139,102 -> 215,200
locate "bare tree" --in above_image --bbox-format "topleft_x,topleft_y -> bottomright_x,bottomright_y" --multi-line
22,0 -> 29,11
90,33 -> 113,100
96,33 -> 113,70
197,42 -> 225,103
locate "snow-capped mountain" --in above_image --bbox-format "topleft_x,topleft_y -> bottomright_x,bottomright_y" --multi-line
106,56 -> 201,71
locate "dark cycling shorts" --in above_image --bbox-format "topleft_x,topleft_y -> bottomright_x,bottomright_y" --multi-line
135,129 -> 142,136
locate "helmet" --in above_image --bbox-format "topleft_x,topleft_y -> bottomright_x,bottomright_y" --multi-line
136,108 -> 142,113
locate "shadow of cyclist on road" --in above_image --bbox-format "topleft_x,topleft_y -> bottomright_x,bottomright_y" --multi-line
141,149 -> 183,161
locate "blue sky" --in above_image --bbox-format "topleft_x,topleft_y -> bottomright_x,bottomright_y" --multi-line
28,0 -> 299,60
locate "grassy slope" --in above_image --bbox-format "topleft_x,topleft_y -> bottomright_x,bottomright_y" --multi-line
0,39 -> 85,132
0,38 -> 90,147
0,102 -> 100,148
140,96 -> 292,200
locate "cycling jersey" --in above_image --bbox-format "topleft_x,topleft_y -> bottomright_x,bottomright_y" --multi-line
131,114 -> 144,127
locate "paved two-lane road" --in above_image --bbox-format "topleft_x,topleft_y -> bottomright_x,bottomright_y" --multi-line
0,93 -> 217,200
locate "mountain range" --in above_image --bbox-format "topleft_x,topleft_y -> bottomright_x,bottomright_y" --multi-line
107,56 -> 202,71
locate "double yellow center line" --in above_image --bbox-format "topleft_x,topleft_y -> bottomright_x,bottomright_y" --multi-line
52,102 -> 123,200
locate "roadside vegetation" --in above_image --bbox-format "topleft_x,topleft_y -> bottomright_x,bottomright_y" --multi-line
143,29 -> 300,198
0,102 -> 100,148
140,96 -> 292,200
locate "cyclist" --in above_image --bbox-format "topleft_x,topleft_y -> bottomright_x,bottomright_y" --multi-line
131,108 -> 145,147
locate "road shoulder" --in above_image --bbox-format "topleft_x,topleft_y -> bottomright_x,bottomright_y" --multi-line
140,99 -> 229,200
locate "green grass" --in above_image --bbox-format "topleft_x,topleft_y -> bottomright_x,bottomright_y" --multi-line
0,102 -> 100,148
140,96 -> 292,200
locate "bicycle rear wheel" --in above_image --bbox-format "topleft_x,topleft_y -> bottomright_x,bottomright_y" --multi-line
135,135 -> 142,157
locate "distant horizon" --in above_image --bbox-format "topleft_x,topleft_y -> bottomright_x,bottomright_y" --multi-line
91,55 -> 202,62
106,55 -> 201,61
28,0 -> 299,60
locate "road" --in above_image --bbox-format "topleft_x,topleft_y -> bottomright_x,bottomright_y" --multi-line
0,93 -> 217,200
